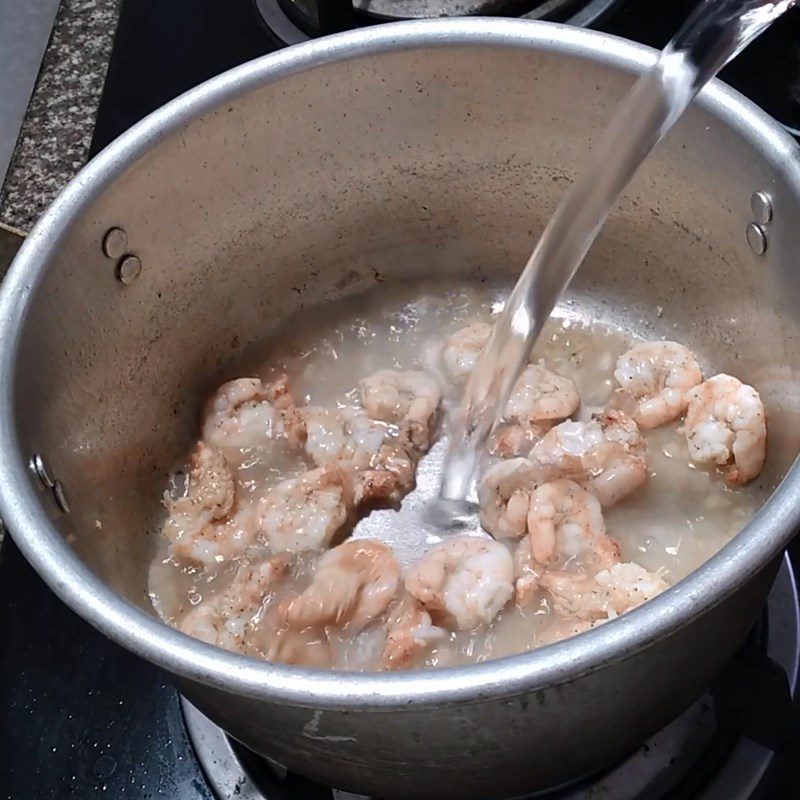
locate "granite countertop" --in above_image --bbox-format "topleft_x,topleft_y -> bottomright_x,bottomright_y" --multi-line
0,0 -> 121,235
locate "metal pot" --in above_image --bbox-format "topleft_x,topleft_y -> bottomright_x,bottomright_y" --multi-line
2,19 -> 800,800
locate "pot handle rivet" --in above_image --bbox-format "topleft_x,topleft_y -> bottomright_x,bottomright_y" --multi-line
53,481 -> 70,514
746,222 -> 767,256
117,254 -> 142,285
102,227 -> 128,259
29,453 -> 55,489
750,191 -> 773,225
29,454 -> 70,514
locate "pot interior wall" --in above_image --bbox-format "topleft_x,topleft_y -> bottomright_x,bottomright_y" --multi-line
13,42 -> 800,605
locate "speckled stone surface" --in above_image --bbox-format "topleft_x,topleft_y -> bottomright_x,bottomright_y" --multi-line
0,0 -> 121,232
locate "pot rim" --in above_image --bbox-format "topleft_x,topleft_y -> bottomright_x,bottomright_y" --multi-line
2,18 -> 800,709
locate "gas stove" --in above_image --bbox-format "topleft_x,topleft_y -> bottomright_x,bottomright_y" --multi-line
4,1 -> 800,798
253,0 -> 623,47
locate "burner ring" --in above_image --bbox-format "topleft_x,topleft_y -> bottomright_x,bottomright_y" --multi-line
253,0 -> 623,46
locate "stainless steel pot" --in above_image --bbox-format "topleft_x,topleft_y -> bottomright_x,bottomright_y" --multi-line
3,19 -> 800,800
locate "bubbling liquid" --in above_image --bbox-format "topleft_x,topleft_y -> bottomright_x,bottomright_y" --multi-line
148,280 -> 769,670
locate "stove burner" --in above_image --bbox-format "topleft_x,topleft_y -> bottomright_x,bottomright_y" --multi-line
254,0 -> 622,46
182,557 -> 799,800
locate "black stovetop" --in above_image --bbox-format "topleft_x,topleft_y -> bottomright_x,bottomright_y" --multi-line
4,1 -> 800,798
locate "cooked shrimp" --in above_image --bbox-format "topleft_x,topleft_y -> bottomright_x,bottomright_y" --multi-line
526,480 -> 620,571
350,456 -> 414,508
538,615 -> 607,646
513,537 -> 542,606
285,539 -> 401,634
540,562 -> 668,621
595,562 -> 669,612
288,406 -> 386,468
178,442 -> 234,520
478,458 -> 539,539
611,341 -> 702,429
163,444 -> 257,565
684,374 -> 767,484
491,424 -> 544,460
256,465 -> 351,553
492,363 -> 580,457
359,369 -> 441,452
529,410 -> 647,507
506,363 -> 580,426
381,596 -> 445,670
286,405 -> 415,502
266,618 -> 332,668
180,555 -> 290,651
405,535 -> 514,630
202,375 -> 295,448
440,322 -> 492,382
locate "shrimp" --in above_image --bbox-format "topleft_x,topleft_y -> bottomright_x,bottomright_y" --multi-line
163,444 -> 257,565
180,555 -> 290,651
359,369 -> 441,452
256,465 -> 351,553
381,596 -> 445,670
493,363 -> 580,457
528,410 -> 647,507
405,535 -> 514,630
175,442 -> 235,520
286,405 -> 416,502
284,539 -> 401,634
202,375 -> 295,448
440,322 -> 492,382
287,406 -> 387,468
611,341 -> 702,429
265,611 -> 332,668
683,373 -> 767,484
513,537 -> 542,606
540,562 -> 668,621
595,562 -> 669,612
478,458 -> 539,539
538,615 -> 607,646
526,480 -> 620,571
267,630 -> 331,667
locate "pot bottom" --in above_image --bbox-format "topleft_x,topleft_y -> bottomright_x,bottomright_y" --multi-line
182,558 -> 799,800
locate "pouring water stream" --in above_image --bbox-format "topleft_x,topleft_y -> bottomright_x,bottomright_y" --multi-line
435,0 -> 796,521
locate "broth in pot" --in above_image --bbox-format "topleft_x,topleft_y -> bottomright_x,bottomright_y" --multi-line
148,279 -> 769,671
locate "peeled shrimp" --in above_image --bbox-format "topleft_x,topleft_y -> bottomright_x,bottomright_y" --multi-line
266,618 -> 332,668
596,562 -> 669,612
513,537 -> 542,606
493,363 -> 580,457
286,405 -> 415,502
381,596 -> 445,670
163,444 -> 257,565
202,375 -> 295,448
284,539 -> 401,634
405,535 -> 514,630
359,369 -> 441,452
526,479 -> 620,571
529,410 -> 647,507
176,442 -> 234,520
180,555 -> 290,651
538,615 -> 607,646
611,341 -> 702,429
256,465 -> 351,554
540,562 -> 668,621
440,322 -> 492,382
287,406 -> 386,468
478,458 -> 539,539
684,373 -> 767,484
